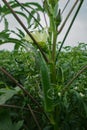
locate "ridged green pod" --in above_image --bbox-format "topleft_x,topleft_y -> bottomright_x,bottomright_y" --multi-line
39,52 -> 53,112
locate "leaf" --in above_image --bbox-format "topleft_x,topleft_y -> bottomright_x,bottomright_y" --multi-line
14,120 -> 24,130
39,52 -> 53,112
0,110 -> 13,130
11,28 -> 25,39
25,2 -> 44,12
0,110 -> 23,130
82,102 -> 87,117
4,18 -> 9,30
15,11 -> 28,20
16,28 -> 25,37
63,46 -> 72,51
0,88 -> 17,104
1,1 -> 19,16
27,10 -> 36,28
33,12 -> 41,29
0,30 -> 10,41
43,125 -> 52,130
0,32 -> 24,49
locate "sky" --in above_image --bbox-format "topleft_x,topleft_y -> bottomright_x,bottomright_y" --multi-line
0,0 -> 87,51
58,0 -> 87,46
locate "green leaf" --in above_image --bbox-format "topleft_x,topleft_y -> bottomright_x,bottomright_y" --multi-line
16,28 -> 25,37
43,126 -> 52,130
26,2 -> 44,12
4,18 -> 9,30
39,52 -> 53,112
0,30 -> 10,41
82,102 -> 87,117
14,120 -> 24,130
0,110 -> 13,130
15,11 -> 28,20
1,1 -> 19,16
0,110 -> 23,130
0,88 -> 17,104
11,28 -> 25,39
27,10 -> 36,28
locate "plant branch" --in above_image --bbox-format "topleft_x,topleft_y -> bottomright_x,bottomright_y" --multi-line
61,0 -> 70,14
27,104 -> 42,130
0,67 -> 50,121
56,0 -> 84,61
15,0 -> 43,29
0,104 -> 42,114
62,65 -> 87,94
66,65 -> 87,88
58,0 -> 79,34
0,104 -> 29,111
2,0 -> 48,63
0,67 -> 41,108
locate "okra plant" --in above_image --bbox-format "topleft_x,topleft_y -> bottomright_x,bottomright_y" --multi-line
0,0 -> 86,130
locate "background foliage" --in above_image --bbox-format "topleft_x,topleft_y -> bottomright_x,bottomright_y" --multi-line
0,43 -> 87,130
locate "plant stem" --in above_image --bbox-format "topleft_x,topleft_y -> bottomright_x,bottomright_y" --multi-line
61,0 -> 70,14
0,67 -> 40,108
0,104 -> 42,114
52,32 -> 57,62
51,33 -> 57,84
50,20 -> 57,83
0,104 -> 29,111
27,104 -> 42,130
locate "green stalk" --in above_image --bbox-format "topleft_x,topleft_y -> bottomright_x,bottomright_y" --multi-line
51,18 -> 57,83
51,35 -> 57,84
48,10 -> 58,83
52,31 -> 57,62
